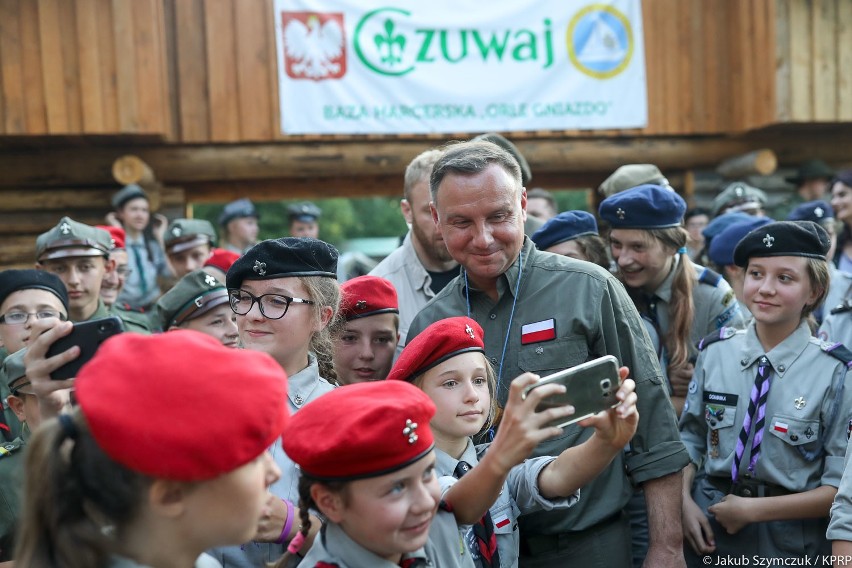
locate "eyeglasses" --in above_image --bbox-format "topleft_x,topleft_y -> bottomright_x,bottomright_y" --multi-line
0,310 -> 67,325
228,289 -> 314,320
116,266 -> 133,277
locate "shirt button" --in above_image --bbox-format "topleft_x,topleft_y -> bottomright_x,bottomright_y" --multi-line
790,434 -> 799,442
741,358 -> 749,366
489,313 -> 497,320
777,364 -> 786,372
491,357 -> 498,365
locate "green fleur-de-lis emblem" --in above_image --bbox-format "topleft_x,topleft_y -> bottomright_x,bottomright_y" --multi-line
374,19 -> 405,65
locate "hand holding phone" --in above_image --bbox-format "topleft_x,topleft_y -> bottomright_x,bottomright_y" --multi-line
45,317 -> 124,380
522,355 -> 622,429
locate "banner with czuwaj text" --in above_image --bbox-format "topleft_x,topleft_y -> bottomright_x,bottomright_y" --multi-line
274,0 -> 647,134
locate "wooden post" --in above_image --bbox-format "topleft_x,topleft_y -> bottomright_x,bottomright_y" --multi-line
716,149 -> 778,178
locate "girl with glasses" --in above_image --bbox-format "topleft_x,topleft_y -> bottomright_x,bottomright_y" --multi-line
212,237 -> 342,567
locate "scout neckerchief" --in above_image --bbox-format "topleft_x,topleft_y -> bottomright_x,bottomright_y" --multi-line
454,460 -> 500,568
464,250 -> 523,402
732,356 -> 772,482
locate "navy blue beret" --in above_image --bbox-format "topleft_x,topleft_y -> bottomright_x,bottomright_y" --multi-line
531,211 -> 598,250
226,237 -> 338,289
708,217 -> 773,267
733,220 -> 830,268
218,199 -> 259,227
0,269 -> 69,311
701,212 -> 753,242
598,184 -> 686,229
786,200 -> 834,224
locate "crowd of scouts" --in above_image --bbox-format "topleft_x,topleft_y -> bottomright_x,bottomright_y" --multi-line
2,137 -> 852,568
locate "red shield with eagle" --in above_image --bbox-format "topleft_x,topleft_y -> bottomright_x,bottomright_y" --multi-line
281,11 -> 347,80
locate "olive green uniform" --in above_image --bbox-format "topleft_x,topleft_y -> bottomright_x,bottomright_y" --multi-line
828,436 -> 852,545
680,322 -> 852,564
408,238 -> 689,567
0,437 -> 24,562
82,298 -> 153,334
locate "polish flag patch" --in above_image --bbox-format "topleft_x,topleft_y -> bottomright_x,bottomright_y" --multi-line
494,513 -> 511,529
773,421 -> 789,434
521,319 -> 556,345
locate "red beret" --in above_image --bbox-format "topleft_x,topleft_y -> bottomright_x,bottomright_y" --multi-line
204,248 -> 241,272
96,225 -> 126,250
386,316 -> 485,383
75,330 -> 288,481
339,275 -> 399,320
283,381 -> 435,481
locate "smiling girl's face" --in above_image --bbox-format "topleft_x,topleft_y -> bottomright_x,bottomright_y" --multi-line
418,351 -> 492,443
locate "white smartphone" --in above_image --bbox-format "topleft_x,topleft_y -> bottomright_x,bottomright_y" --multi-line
521,355 -> 621,428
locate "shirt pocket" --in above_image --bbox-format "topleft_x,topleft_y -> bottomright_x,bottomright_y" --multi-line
517,335 -> 588,376
704,404 -> 738,460
766,414 -> 822,471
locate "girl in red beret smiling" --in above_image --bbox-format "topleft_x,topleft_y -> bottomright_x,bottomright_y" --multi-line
277,380 -> 472,568
13,330 -> 287,568
386,316 -> 639,568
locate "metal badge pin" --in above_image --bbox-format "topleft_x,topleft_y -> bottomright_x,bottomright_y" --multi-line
253,260 -> 267,276
616,208 -> 626,220
204,274 -> 217,286
403,419 -> 419,444
172,226 -> 182,237
355,300 -> 367,310
794,397 -> 806,410
294,394 -> 304,406
59,222 -> 71,235
465,324 -> 475,339
763,233 -> 775,248
535,346 -> 544,354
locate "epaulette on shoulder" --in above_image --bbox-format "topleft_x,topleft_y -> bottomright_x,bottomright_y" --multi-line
119,303 -> 146,314
0,439 -> 23,458
830,300 -> 852,315
821,342 -> 852,368
698,267 -> 722,288
696,326 -> 736,351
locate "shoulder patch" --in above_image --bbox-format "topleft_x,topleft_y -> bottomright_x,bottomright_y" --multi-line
698,267 -> 722,288
831,300 -> 852,315
0,439 -> 23,458
721,289 -> 735,307
697,327 -> 736,351
821,342 -> 852,368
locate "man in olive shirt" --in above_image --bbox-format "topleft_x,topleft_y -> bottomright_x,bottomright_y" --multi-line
407,141 -> 690,568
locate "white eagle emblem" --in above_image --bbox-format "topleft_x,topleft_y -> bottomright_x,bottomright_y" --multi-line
283,15 -> 345,80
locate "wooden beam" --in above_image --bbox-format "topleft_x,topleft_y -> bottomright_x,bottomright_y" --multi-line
716,149 -> 778,178
2,128 -> 852,190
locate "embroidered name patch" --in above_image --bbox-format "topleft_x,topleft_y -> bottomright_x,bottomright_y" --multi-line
521,319 -> 556,345
702,391 -> 739,406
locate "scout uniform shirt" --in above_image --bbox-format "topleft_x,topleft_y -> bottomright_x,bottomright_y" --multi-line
640,257 -> 744,361
0,437 -> 24,562
436,439 -> 578,568
299,521 -> 431,568
84,298 -> 153,334
109,554 -> 222,568
212,354 -> 335,567
681,321 -> 852,491
828,436 -> 852,543
407,238 -> 689,535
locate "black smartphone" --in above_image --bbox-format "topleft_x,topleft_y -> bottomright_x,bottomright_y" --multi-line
521,355 -> 621,428
46,317 -> 125,380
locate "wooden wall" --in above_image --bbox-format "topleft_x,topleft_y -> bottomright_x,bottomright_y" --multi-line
0,0 -> 172,136
776,0 -> 852,122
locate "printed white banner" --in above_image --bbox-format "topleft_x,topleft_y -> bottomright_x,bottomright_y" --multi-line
274,0 -> 647,134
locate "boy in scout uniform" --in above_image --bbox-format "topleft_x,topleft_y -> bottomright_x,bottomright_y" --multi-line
164,218 -> 218,279
155,270 -> 239,348
0,269 -> 69,441
34,217 -> 152,333
680,221 -> 851,566
333,275 -> 399,385
218,198 -> 259,254
287,201 -> 322,238
1,348 -> 72,561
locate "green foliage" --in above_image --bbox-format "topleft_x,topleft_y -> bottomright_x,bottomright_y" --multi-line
193,197 -> 408,250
